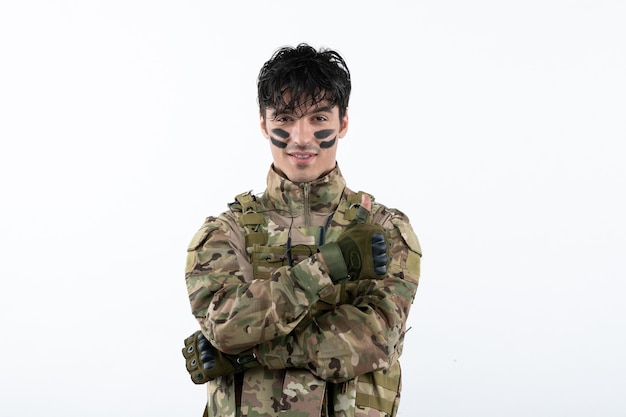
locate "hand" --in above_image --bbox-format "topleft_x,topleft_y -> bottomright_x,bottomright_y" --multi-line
182,330 -> 258,384
318,194 -> 389,283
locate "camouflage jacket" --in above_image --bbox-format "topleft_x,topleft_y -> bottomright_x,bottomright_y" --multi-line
185,165 -> 422,417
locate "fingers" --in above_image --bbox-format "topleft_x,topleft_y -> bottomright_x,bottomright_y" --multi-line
198,334 -> 217,370
352,194 -> 372,225
360,193 -> 372,211
371,232 -> 388,275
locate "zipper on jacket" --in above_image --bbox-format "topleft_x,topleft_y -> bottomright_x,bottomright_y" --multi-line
303,182 -> 311,227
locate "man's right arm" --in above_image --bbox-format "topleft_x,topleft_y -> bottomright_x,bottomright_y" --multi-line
185,215 -> 335,354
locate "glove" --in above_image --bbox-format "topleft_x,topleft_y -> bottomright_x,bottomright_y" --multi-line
319,205 -> 389,283
182,330 -> 258,384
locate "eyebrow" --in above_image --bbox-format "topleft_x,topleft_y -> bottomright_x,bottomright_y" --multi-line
269,105 -> 335,119
308,105 -> 334,114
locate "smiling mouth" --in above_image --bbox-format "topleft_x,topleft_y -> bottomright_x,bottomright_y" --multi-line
290,153 -> 315,160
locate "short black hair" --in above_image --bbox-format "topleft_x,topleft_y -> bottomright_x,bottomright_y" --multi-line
257,43 -> 351,120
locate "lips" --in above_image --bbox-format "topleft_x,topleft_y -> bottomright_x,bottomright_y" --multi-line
289,152 -> 316,164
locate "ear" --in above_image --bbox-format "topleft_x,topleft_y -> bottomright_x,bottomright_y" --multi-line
259,113 -> 269,139
338,109 -> 349,138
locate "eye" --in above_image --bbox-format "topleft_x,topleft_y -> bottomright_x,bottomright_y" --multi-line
274,115 -> 293,124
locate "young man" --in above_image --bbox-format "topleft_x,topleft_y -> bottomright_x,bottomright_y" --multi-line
183,43 -> 422,417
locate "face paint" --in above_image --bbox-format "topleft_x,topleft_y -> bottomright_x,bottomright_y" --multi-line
319,137 -> 336,149
268,128 -> 337,149
272,128 -> 290,139
315,129 -> 337,149
314,129 -> 335,139
270,137 -> 288,149
270,128 -> 289,149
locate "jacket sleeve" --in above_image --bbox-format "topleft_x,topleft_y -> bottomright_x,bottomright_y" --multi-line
185,213 -> 337,354
255,209 -> 422,382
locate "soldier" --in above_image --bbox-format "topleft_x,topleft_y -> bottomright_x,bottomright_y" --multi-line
183,43 -> 422,417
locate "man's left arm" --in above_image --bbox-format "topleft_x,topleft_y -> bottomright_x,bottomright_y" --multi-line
255,210 -> 422,382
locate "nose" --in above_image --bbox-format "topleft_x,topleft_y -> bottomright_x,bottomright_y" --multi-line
290,119 -> 313,146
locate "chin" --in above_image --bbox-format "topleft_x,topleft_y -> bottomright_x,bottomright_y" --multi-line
288,175 -> 313,184
284,171 -> 313,183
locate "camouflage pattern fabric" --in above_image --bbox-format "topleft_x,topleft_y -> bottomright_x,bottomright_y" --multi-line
185,165 -> 421,417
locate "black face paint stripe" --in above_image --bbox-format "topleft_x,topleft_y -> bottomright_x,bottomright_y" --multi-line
314,129 -> 335,139
270,136 -> 288,149
271,128 -> 290,139
319,136 -> 337,149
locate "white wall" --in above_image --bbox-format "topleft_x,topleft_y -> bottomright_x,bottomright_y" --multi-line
1,1 -> 624,416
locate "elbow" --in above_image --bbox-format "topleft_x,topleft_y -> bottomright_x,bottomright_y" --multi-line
205,317 -> 256,355
312,334 -> 399,383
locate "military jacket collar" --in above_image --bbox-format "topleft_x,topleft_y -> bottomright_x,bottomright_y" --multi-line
261,164 -> 346,216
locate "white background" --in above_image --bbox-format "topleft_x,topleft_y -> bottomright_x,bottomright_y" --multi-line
1,1 -> 625,416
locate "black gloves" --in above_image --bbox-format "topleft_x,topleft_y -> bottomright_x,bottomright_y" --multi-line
182,330 -> 258,384
319,205 -> 389,283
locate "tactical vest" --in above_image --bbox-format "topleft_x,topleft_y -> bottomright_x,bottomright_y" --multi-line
229,190 -> 403,417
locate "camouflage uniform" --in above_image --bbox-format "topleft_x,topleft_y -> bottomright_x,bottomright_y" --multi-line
185,165 -> 421,417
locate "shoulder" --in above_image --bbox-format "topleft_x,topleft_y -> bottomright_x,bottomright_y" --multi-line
371,201 -> 410,225
186,192 -> 253,252
371,200 -> 422,257
345,188 -> 410,227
